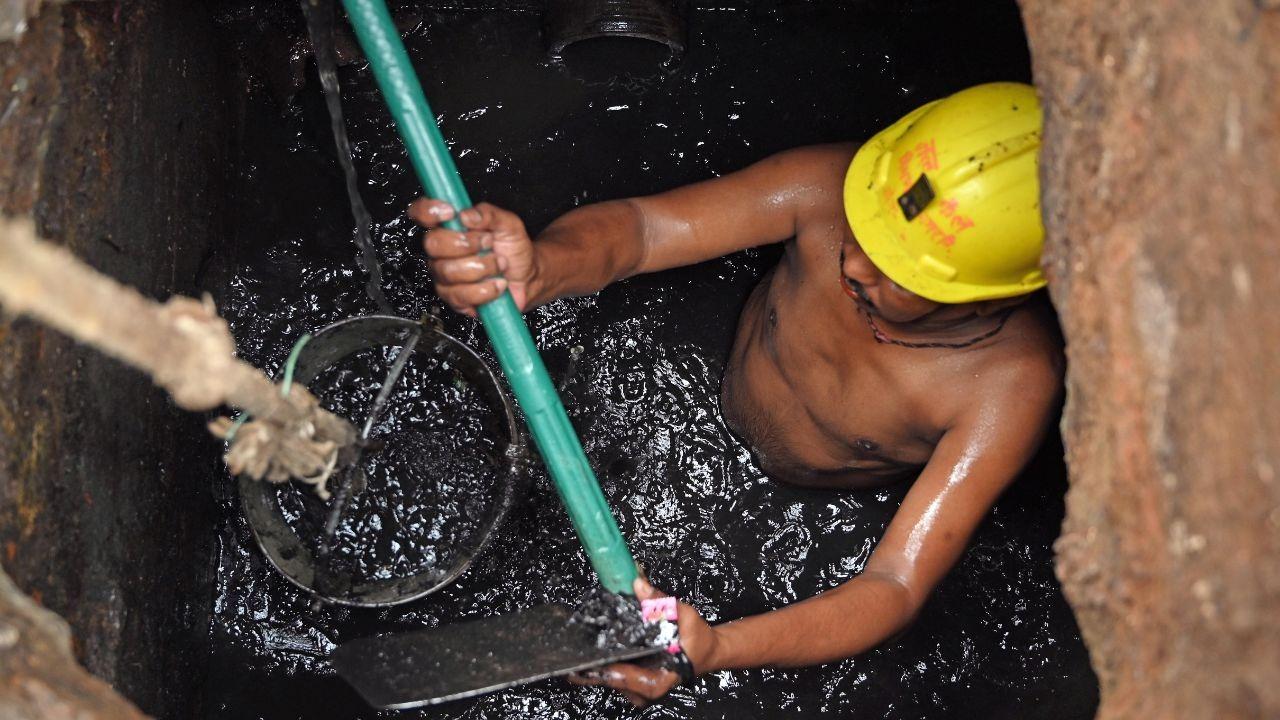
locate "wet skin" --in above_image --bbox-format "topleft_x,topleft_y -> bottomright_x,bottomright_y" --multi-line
409,143 -> 1064,706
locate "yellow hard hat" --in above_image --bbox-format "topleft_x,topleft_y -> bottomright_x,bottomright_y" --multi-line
843,82 -> 1046,304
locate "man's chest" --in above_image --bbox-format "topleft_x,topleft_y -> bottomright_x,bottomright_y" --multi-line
721,271 -> 939,487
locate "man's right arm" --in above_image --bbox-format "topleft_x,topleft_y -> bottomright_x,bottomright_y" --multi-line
409,143 -> 853,315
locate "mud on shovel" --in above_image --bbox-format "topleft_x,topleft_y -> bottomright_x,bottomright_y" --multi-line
328,0 -> 665,708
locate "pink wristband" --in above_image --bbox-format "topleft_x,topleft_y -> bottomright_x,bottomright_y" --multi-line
641,596 -> 678,623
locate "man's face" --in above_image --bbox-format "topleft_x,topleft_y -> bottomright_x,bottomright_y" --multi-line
839,237 -> 943,324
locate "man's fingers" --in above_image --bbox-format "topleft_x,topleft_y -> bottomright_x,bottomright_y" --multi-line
467,202 -> 528,237
597,663 -> 678,701
430,254 -> 503,284
408,198 -> 455,227
417,200 -> 523,238
423,229 -> 493,259
438,278 -> 508,310
634,576 -> 665,599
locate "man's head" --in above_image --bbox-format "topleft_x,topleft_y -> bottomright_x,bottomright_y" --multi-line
841,82 -> 1046,322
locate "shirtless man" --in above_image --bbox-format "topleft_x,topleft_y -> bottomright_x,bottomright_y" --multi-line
409,82 -> 1062,705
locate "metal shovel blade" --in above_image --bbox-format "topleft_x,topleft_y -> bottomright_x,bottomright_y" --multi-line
331,604 -> 662,709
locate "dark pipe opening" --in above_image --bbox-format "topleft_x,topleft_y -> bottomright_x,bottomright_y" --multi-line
545,0 -> 686,78
558,35 -> 678,80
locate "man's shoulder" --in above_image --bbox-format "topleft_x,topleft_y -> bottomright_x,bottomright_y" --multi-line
758,143 -> 859,186
968,305 -> 1066,406
768,144 -> 859,247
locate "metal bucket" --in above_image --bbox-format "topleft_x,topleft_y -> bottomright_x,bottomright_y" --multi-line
239,315 -> 527,607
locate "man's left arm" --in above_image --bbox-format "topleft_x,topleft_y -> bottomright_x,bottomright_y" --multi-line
582,363 -> 1060,703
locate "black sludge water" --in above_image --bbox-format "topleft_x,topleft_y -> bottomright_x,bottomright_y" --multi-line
206,1 -> 1100,718
278,345 -> 501,585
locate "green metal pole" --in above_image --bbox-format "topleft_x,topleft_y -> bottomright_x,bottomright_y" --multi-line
340,0 -> 638,595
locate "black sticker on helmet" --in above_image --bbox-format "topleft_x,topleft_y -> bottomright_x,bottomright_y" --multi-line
897,174 -> 935,222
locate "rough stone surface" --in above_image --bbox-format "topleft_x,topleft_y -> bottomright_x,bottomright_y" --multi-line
1021,1 -> 1280,718
0,1 -> 53,43
0,0 -> 227,716
0,563 -> 144,719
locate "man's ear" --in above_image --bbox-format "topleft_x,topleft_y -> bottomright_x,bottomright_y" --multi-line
974,294 -> 1030,317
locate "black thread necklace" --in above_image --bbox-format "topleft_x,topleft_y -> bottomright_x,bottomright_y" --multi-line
839,275 -> 1017,349
859,304 -> 1017,349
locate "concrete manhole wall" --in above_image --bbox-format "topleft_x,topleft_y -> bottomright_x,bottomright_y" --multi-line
0,1 -> 229,717
1021,1 -> 1280,718
0,0 -> 1278,718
